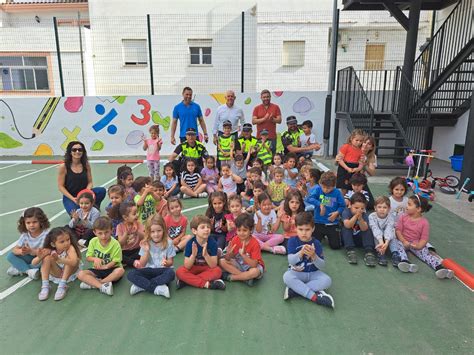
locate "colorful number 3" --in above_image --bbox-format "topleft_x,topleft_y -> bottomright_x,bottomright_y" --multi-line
131,99 -> 151,125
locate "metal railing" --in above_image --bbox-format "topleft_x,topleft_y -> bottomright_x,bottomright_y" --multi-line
354,69 -> 398,112
336,66 -> 375,133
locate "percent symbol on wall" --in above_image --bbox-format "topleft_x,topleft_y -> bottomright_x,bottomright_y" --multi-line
93,104 -> 118,135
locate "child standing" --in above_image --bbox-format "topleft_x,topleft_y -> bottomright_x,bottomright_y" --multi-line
255,129 -> 273,170
201,156 -> 220,195
280,190 -> 305,250
368,196 -> 396,266
393,196 -> 453,279
118,168 -> 136,202
283,212 -> 334,308
116,202 -> 145,268
254,193 -> 286,254
78,217 -> 125,296
341,193 -> 377,266
206,192 -> 229,251
283,153 -> 299,189
161,162 -> 180,198
133,176 -> 158,223
216,120 -> 236,171
180,158 -> 208,198
164,197 -> 192,252
7,207 -> 50,279
175,215 -> 225,290
388,177 -> 409,223
68,190 -> 100,247
127,214 -> 176,298
32,227 -> 81,301
220,213 -> 265,286
106,184 -> 125,237
225,195 -> 244,244
152,181 -> 169,217
268,167 -> 288,206
337,129 -> 365,193
143,124 -> 162,181
218,163 -> 243,197
305,172 -> 345,250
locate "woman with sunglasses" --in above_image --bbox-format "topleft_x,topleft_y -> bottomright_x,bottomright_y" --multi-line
58,141 -> 106,215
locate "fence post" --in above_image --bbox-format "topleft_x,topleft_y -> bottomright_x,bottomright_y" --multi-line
77,12 -> 86,96
53,17 -> 65,97
241,11 -> 245,93
147,14 -> 155,95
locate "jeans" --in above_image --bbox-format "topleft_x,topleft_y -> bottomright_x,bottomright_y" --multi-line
283,270 -> 332,300
62,187 -> 106,215
210,233 -> 226,250
7,252 -> 38,272
127,267 -> 175,293
341,227 -> 375,251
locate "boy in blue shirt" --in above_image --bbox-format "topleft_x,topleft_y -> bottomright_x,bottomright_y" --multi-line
305,171 -> 345,249
283,212 -> 334,308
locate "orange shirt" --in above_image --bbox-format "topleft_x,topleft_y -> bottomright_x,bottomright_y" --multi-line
339,143 -> 363,164
229,236 -> 265,269
252,103 -> 281,139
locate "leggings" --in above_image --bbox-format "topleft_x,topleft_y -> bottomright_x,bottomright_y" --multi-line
253,232 -> 284,248
393,240 -> 441,270
283,270 -> 332,300
127,267 -> 175,293
146,160 -> 160,179
176,265 -> 222,288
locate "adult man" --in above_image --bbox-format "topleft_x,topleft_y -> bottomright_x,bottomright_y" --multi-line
168,128 -> 208,174
281,116 -> 320,156
252,89 -> 282,154
213,90 -> 245,144
171,87 -> 209,145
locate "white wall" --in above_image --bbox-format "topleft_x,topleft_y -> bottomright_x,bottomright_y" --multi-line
432,109 -> 469,161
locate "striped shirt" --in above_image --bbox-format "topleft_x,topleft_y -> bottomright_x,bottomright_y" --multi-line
181,171 -> 201,189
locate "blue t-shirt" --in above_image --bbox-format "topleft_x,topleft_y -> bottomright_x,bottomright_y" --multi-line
184,236 -> 218,266
287,237 -> 324,273
172,101 -> 203,138
160,175 -> 178,191
341,208 -> 369,236
305,185 -> 345,225
139,239 -> 176,268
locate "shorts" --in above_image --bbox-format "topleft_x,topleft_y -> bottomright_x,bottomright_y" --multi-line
49,261 -> 82,284
231,259 -> 264,279
336,162 -> 358,190
89,268 -> 122,282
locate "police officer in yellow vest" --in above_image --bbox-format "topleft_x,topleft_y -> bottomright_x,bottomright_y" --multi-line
237,123 -> 258,162
169,127 -> 208,174
255,128 -> 273,169
217,120 -> 240,171
281,116 -> 303,155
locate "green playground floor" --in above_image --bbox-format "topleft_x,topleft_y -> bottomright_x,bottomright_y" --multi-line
0,162 -> 472,354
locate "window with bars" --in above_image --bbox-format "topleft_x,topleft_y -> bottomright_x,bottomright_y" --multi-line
122,39 -> 148,66
188,39 -> 212,65
282,41 -> 305,66
0,56 -> 49,91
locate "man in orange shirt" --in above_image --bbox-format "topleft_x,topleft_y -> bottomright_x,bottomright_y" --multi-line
252,89 -> 282,155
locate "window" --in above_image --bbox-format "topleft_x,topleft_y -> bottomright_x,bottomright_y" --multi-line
122,39 -> 148,66
282,41 -> 305,66
365,44 -> 385,70
188,39 -> 212,65
0,55 -> 49,91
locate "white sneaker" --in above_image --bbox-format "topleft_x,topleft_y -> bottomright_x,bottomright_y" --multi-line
435,268 -> 454,279
198,192 -> 208,198
100,282 -> 113,296
6,266 -> 22,276
398,261 -> 418,273
182,194 -> 191,199
154,285 -> 170,298
80,282 -> 93,290
78,239 -> 87,248
26,268 -> 39,280
130,284 -> 145,296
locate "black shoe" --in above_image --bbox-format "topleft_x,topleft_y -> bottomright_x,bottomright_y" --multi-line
314,290 -> 335,309
221,271 -> 231,281
378,254 -> 388,266
209,279 -> 226,290
391,251 -> 402,267
364,251 -> 377,267
283,287 -> 298,300
346,249 -> 358,264
176,279 -> 187,290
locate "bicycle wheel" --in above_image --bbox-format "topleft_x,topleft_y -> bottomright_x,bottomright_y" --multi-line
440,186 -> 457,194
445,175 -> 460,188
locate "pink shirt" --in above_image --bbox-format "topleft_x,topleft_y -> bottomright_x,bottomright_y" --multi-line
396,214 -> 430,243
146,138 -> 162,161
116,221 -> 145,251
281,212 -> 297,238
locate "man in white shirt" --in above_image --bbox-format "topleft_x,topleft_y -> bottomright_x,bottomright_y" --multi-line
213,90 -> 245,145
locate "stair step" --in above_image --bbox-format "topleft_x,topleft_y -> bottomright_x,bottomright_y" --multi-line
376,155 -> 406,159
374,136 -> 406,141
377,164 -> 408,170
371,128 -> 401,133
377,145 -> 411,150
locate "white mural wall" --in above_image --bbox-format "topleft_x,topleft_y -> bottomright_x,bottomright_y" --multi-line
0,91 -> 326,157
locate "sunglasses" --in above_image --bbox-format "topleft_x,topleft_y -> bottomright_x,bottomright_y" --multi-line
71,148 -> 83,153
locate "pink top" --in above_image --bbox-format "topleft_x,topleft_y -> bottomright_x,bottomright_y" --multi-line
281,212 -> 297,238
396,214 -> 430,243
156,199 -> 168,216
225,213 -> 238,242
146,138 -> 162,161
116,221 -> 145,251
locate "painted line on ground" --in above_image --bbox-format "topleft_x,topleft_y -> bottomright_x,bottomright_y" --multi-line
0,198 -> 62,217
0,164 -> 58,186
0,163 -> 22,170
0,163 -> 142,256
17,169 -> 37,173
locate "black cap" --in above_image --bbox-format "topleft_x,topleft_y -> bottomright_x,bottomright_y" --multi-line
186,127 -> 197,135
286,116 -> 297,125
242,123 -> 252,131
223,120 -> 232,127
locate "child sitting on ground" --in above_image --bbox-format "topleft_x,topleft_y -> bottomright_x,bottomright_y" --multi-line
152,181 -> 169,216
225,195 -> 244,244
254,193 -> 286,254
279,190 -> 305,250
268,167 -> 288,206
201,156 -> 220,195
164,197 -> 192,253
282,211 -> 334,308
241,167 -> 264,207
106,185 -> 125,237
245,181 -> 266,214
388,177 -> 409,223
368,196 -> 396,266
218,163 -> 243,198
344,173 -> 371,208
220,213 -> 265,286
116,202 -> 145,268
133,176 -> 158,224
283,153 -> 299,189
117,168 -> 136,202
180,158 -> 208,199
175,215 -> 225,290
161,162 -> 180,198
68,190 -> 100,247
78,217 -> 125,296
206,191 -> 229,251
230,153 -> 250,195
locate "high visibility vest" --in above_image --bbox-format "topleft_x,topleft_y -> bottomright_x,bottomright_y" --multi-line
218,135 -> 233,161
282,128 -> 303,147
256,140 -> 272,165
181,141 -> 205,159
238,136 -> 258,154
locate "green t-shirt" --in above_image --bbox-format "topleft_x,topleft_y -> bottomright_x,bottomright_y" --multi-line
134,194 -> 156,223
86,237 -> 122,268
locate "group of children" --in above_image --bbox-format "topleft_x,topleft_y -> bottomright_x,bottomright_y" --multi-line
5,124 -> 454,309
